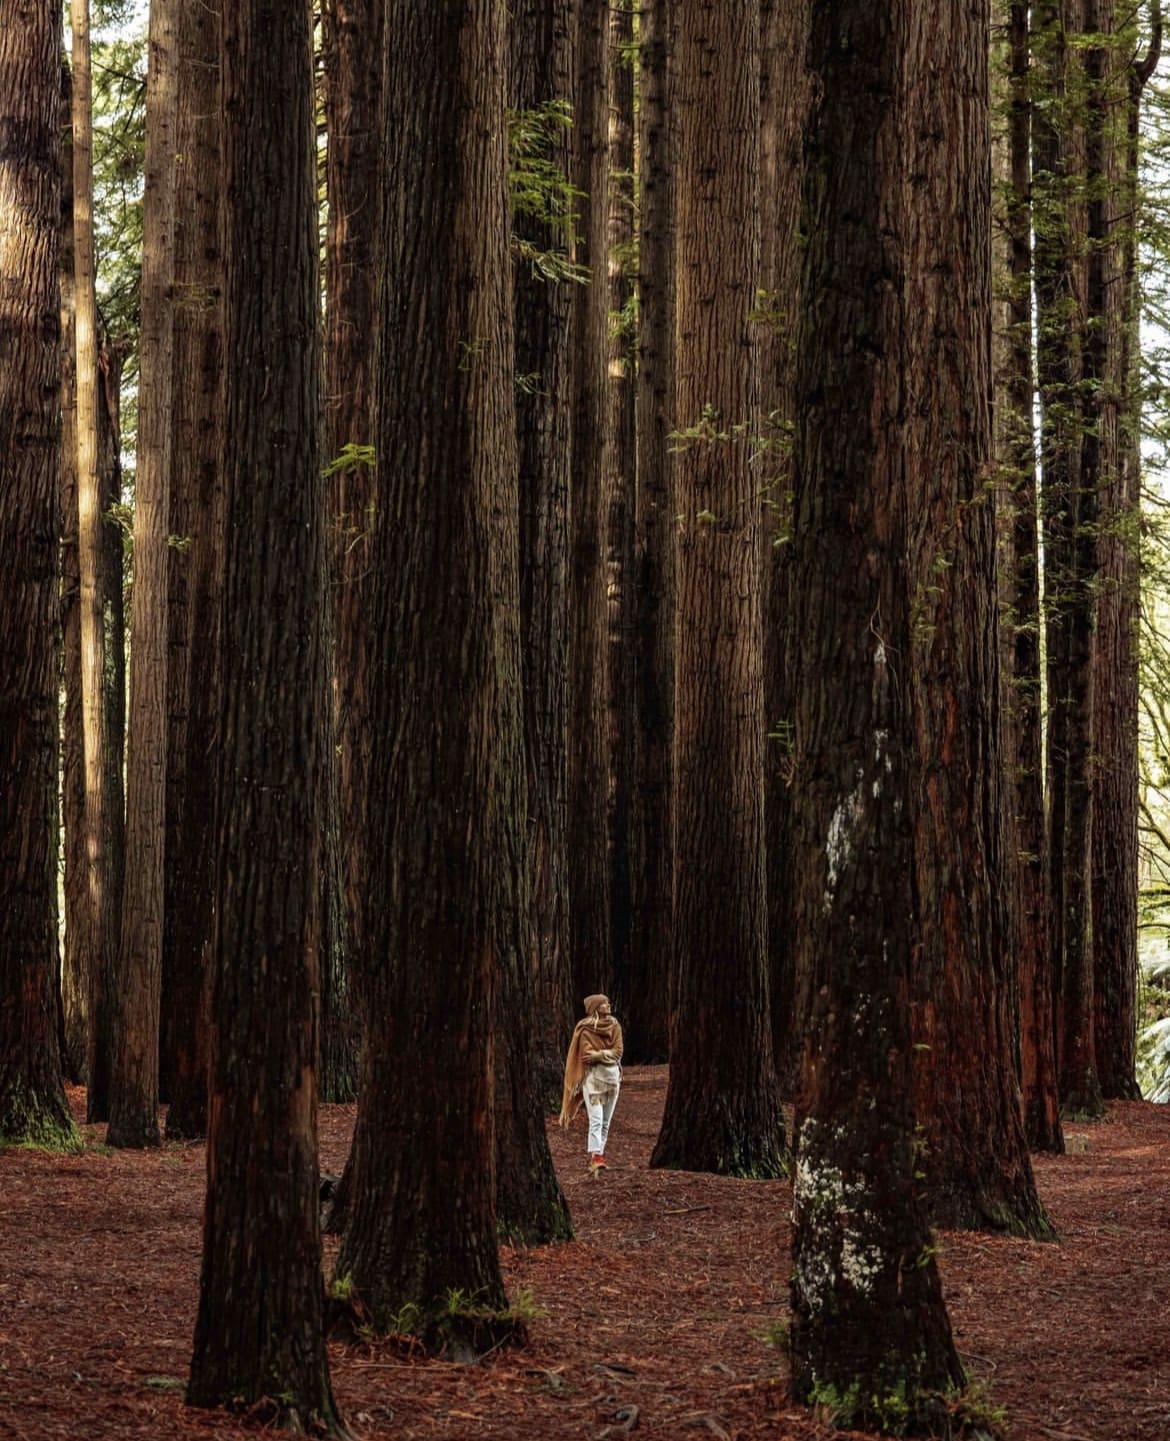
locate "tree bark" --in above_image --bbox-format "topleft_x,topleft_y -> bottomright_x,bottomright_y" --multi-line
894,0 -> 1049,1239
72,0 -> 119,1126
787,2 -> 965,1417
108,0 -> 180,1150
185,0 -> 341,1423
321,0 -> 384,1103
1090,0 -> 1150,1102
568,0 -> 613,1007
334,0 -> 524,1354
760,0 -> 807,1091
650,0 -> 785,1179
0,0 -> 77,1152
59,59 -> 88,1086
161,0 -> 222,1140
629,0 -> 674,1063
508,0 -> 577,1104
994,0 -> 1064,1152
605,0 -> 637,1053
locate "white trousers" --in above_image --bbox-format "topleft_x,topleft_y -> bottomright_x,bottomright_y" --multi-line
583,1084 -> 620,1155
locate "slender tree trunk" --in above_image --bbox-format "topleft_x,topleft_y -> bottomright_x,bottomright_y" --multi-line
108,0 -> 179,1150
490,2 -> 577,1243
186,0 -> 340,1423
606,0 -> 637,1036
629,0 -> 674,1062
73,0 -> 118,1125
1090,0 -> 1151,1102
760,0 -> 807,1090
59,60 -> 88,1086
998,0 -> 1064,1151
1034,0 -> 1104,1118
787,0 -> 964,1415
568,0 -> 613,1006
162,0 -> 222,1139
509,0 -> 577,1104
0,0 -> 77,1152
1093,11 -> 1160,1098
650,0 -> 785,1179
321,0 -> 384,1103
335,0 -> 523,1354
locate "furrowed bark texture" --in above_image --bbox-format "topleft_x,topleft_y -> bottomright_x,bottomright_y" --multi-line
0,0 -> 76,1150
995,0 -> 1063,1151
322,0 -> 384,1102
630,0 -> 674,1063
109,0 -> 180,1150
161,0 -> 222,1139
335,0 -> 520,1349
760,0 -> 808,1089
787,1 -> 965,1417
568,0 -> 613,1007
900,0 -> 1048,1239
509,0 -> 577,1104
186,0 -> 339,1422
650,0 -> 785,1180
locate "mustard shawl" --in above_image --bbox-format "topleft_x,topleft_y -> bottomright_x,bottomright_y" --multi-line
558,996 -> 624,1127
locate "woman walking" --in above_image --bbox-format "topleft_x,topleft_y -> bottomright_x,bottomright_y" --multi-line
559,994 -> 623,1173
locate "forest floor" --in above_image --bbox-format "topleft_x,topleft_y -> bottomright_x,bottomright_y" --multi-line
1,1066 -> 1168,1441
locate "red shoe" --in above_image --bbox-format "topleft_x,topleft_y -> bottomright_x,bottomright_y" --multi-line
590,1153 -> 607,1169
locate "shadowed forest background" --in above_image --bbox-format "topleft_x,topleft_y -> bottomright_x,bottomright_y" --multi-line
5,0 -> 1170,1435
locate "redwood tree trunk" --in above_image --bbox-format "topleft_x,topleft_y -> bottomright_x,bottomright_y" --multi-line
650,0 -> 785,1179
509,0 -> 577,1104
760,0 -> 807,1089
787,0 -> 964,1414
629,0 -> 674,1062
108,0 -> 179,1151
997,0 -> 1063,1152
1089,0 -> 1144,1102
898,0 -> 1048,1239
335,0 -> 523,1352
321,0 -> 383,1101
185,0 -> 340,1422
0,0 -> 77,1151
73,0 -> 119,1126
161,0 -> 222,1139
605,0 -> 637,1043
59,62 -> 88,1085
568,0 -> 613,1007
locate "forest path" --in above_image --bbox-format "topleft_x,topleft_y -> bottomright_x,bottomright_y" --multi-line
0,1067 -> 1167,1438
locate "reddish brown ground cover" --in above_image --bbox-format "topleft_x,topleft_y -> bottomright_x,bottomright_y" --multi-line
1,1066 -> 1168,1440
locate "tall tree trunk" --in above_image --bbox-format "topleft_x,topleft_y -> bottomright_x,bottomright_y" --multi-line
760,0 -> 807,1090
72,0 -> 118,1125
108,0 -> 179,1150
1034,0 -> 1104,1118
0,0 -> 78,1151
508,0 -> 577,1104
490,0 -> 578,1243
1090,0 -> 1153,1102
335,0 -> 524,1353
650,0 -> 785,1179
629,0 -> 674,1062
606,0 -> 637,1039
997,0 -> 1063,1151
1094,9 -> 1161,1098
568,0 -> 613,1007
899,0 -> 1049,1239
321,0 -> 384,1103
59,60 -> 88,1086
787,0 -> 965,1415
161,0 -> 222,1140
186,0 -> 340,1423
